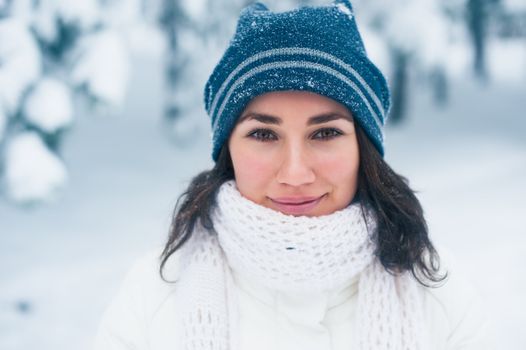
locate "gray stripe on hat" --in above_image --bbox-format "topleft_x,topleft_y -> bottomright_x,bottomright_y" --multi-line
208,47 -> 386,122
212,60 -> 384,142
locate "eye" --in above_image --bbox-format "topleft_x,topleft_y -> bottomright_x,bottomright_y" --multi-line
247,128 -> 278,142
312,128 -> 343,140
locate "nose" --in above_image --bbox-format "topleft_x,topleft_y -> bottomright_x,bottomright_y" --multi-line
276,143 -> 316,187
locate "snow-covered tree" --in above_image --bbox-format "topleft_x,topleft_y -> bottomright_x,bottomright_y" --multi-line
4,131 -> 68,203
156,0 -> 253,145
352,0 -> 526,122
0,0 -> 153,204
352,0 -> 454,123
466,0 -> 500,79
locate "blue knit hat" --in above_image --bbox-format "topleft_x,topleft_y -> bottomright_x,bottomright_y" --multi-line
204,0 -> 390,161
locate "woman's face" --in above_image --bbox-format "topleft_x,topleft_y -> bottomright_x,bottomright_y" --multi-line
228,91 -> 360,216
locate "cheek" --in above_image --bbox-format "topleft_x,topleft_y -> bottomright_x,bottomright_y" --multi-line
317,144 -> 360,196
320,154 -> 359,183
229,144 -> 276,201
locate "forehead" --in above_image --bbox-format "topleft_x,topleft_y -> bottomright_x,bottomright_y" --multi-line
240,91 -> 352,122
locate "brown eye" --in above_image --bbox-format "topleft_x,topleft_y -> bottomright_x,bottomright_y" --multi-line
247,129 -> 278,142
312,128 -> 343,140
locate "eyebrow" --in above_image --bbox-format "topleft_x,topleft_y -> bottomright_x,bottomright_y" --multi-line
238,112 -> 353,126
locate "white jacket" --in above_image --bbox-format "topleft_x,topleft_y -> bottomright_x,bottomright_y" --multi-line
93,247 -> 492,350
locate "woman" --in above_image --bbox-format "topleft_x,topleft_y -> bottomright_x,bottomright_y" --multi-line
94,1 -> 490,349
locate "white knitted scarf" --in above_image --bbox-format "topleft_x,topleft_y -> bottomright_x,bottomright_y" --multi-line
176,181 -> 426,350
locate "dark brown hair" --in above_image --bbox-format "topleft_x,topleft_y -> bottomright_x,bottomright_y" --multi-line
160,124 -> 445,286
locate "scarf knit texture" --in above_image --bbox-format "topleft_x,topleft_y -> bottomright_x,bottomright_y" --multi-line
176,181 -> 427,350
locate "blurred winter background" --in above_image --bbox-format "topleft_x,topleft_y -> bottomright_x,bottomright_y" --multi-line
0,0 -> 524,348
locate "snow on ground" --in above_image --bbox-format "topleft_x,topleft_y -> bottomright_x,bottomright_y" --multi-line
0,52 -> 525,349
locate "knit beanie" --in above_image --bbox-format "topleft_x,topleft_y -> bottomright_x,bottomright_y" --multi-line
204,0 -> 390,161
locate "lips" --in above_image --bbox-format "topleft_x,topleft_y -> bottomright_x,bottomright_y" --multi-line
269,194 -> 326,215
